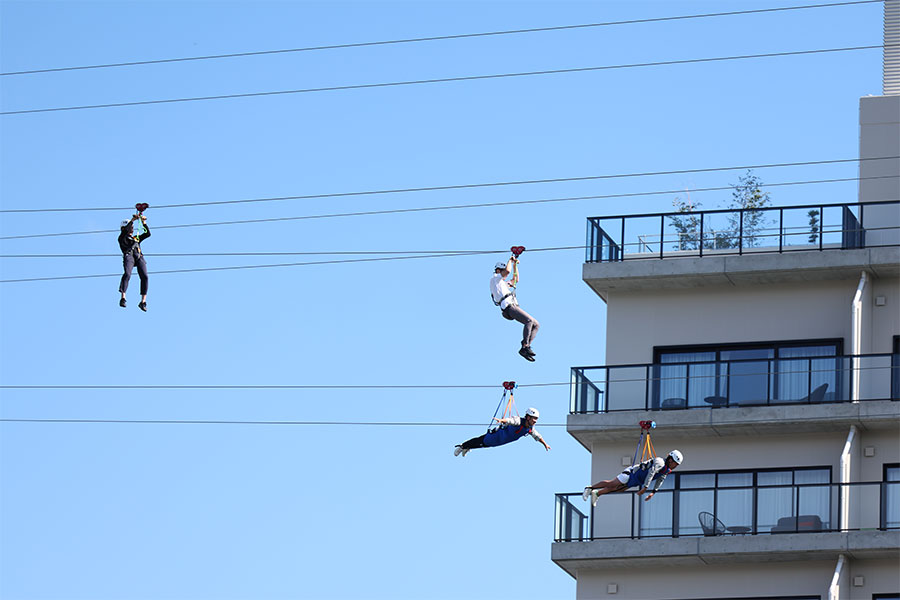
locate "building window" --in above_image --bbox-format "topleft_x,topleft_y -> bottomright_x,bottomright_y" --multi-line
653,340 -> 841,408
638,467 -> 831,538
883,464 -> 900,530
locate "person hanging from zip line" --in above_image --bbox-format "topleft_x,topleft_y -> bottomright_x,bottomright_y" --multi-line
453,407 -> 551,456
490,253 -> 540,361
118,213 -> 151,311
582,450 -> 683,506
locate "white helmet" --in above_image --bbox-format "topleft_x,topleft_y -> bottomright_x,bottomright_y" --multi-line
120,219 -> 131,228
525,407 -> 539,419
494,261 -> 507,271
668,449 -> 683,465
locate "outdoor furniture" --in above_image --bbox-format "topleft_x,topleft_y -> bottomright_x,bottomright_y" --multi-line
661,397 -> 686,410
698,512 -> 751,536
704,395 -> 728,407
802,383 -> 828,404
770,515 -> 824,533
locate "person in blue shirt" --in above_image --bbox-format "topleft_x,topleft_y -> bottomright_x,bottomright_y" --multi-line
454,407 -> 551,456
582,450 -> 683,505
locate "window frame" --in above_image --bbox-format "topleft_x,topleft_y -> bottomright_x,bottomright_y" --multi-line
639,465 -> 833,538
652,339 -> 843,408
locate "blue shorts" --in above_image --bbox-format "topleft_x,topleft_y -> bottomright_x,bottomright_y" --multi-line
617,470 -> 645,489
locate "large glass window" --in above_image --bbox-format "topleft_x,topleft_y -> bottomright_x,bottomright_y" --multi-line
654,340 -> 841,407
639,467 -> 830,538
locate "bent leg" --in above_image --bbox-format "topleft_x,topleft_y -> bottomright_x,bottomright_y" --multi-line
504,305 -> 539,346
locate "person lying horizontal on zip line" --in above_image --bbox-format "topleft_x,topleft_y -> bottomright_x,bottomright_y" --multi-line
489,258 -> 539,361
454,407 -> 551,457
582,450 -> 683,506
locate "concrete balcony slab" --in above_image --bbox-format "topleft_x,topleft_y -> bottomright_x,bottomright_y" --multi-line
566,400 -> 900,449
551,531 -> 900,577
583,247 -> 900,302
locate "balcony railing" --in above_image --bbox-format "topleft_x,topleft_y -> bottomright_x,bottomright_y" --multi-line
570,353 -> 899,413
554,480 -> 900,542
585,200 -> 899,263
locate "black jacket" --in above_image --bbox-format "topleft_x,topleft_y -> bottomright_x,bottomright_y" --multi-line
118,224 -> 151,254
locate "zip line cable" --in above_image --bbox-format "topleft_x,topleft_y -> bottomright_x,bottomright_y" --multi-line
1,173 -> 896,244
0,418 -> 570,427
0,383 -> 569,390
0,365 -> 887,390
0,248 -> 581,284
1,1 -> 881,77
2,156 -> 894,216
0,45 -> 884,116
0,249 -> 504,258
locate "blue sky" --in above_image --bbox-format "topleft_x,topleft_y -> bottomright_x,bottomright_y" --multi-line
0,1 -> 885,599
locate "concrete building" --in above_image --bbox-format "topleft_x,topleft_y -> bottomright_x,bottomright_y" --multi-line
551,3 -> 900,599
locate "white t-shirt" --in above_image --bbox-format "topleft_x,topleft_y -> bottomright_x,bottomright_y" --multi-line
489,273 -> 517,310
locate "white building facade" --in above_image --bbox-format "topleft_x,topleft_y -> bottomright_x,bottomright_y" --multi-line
551,3 -> 900,599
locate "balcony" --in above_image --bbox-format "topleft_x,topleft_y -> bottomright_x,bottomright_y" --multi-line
552,480 -> 900,573
568,353 -> 899,444
583,200 -> 900,299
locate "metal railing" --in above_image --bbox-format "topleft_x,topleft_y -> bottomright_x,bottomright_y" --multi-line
585,200 -> 899,263
570,353 -> 899,413
554,480 -> 900,542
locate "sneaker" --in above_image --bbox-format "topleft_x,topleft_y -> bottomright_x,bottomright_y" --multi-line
518,347 -> 535,362
582,487 -> 592,501
461,448 -> 470,457
119,298 -> 126,308
454,446 -> 462,457
524,346 -> 536,357
138,302 -> 147,312
591,489 -> 601,507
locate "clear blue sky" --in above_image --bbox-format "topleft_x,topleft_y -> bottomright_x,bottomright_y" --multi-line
0,1 -> 884,599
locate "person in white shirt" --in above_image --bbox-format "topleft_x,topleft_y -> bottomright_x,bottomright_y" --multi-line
582,450 -> 684,506
489,258 -> 540,361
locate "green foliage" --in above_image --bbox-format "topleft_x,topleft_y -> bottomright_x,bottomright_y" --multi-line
808,209 -> 820,244
726,170 -> 773,248
669,196 -> 701,250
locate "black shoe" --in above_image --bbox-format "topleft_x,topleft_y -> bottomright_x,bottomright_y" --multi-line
524,346 -> 536,357
518,347 -> 535,362
119,298 -> 126,308
138,302 -> 147,312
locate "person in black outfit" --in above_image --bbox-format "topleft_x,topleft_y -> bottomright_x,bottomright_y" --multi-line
118,215 -> 150,311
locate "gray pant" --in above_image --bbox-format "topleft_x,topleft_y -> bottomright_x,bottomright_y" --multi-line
502,304 -> 539,347
119,251 -> 148,295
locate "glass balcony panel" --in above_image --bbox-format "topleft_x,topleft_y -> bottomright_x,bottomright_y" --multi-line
586,201 -> 897,262
726,360 -> 771,405
701,211 -> 740,254
638,479 -> 674,538
570,352 -> 894,413
679,490 -> 714,536
606,366 -> 648,411
558,481 -> 894,542
857,354 -> 894,401
571,367 -> 606,413
823,205 -> 851,248
623,216 -> 666,259
717,488 -> 753,532
663,213 -> 701,256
